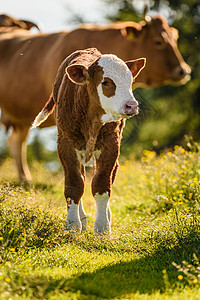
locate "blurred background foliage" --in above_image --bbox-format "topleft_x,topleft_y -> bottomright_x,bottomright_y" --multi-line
103,0 -> 200,157
0,0 -> 199,166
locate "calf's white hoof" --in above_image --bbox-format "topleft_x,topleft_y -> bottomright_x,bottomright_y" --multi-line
94,220 -> 111,235
64,199 -> 82,233
64,220 -> 82,234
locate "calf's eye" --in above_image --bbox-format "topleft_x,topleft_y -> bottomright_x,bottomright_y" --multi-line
102,81 -> 109,87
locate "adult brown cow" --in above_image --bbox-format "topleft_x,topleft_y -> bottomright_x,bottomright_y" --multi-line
0,14 -> 191,181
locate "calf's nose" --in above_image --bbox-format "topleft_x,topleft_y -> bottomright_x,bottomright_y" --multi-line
124,100 -> 139,116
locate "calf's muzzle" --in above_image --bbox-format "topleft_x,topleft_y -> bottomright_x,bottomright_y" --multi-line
124,100 -> 139,116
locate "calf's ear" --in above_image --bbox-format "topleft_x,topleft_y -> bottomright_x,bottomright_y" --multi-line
66,64 -> 88,85
126,58 -> 146,79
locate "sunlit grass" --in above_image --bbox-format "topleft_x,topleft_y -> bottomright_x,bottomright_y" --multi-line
0,142 -> 200,299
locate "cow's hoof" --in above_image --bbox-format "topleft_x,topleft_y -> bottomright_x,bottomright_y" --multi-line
64,220 -> 82,234
94,222 -> 111,235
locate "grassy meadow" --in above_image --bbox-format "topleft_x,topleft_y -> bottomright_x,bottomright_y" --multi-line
1,140 -> 200,299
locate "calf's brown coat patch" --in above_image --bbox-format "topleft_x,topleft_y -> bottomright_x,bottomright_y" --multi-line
102,77 -> 116,98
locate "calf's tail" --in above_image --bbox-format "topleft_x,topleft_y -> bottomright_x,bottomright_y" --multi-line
32,93 -> 55,128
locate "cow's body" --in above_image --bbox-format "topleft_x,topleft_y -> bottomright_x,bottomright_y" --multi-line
33,48 -> 145,234
0,15 -> 191,181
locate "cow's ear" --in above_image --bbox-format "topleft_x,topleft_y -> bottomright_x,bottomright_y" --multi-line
126,58 -> 146,78
171,27 -> 179,41
66,64 -> 88,85
121,25 -> 143,40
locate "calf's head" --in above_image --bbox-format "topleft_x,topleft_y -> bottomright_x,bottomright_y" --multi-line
66,54 -> 146,123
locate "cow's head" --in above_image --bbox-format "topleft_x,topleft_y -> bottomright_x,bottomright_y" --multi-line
66,53 -> 146,123
121,15 -> 191,87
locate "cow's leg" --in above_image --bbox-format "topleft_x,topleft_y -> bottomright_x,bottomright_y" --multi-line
79,198 -> 87,231
7,126 -> 31,182
57,135 -> 85,233
106,160 -> 119,222
92,143 -> 120,235
79,165 -> 87,230
112,160 -> 119,184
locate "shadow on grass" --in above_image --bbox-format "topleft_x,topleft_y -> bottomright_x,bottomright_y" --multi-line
4,231 -> 200,299
68,234 -> 200,298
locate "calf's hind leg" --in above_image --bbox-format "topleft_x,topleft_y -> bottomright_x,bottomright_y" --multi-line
57,135 -> 85,233
79,198 -> 87,231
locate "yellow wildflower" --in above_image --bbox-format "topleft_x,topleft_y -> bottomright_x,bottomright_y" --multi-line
174,145 -> 180,153
180,148 -> 185,154
193,279 -> 198,284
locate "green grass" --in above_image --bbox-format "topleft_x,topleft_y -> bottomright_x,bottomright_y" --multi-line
1,142 -> 200,299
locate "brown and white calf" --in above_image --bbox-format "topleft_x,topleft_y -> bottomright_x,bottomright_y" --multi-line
33,48 -> 145,234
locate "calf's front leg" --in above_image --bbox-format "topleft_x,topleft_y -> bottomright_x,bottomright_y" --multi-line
93,191 -> 111,234
92,146 -> 119,235
57,135 -> 85,233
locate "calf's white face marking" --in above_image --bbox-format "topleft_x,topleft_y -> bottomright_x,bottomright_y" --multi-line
97,55 -> 138,123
